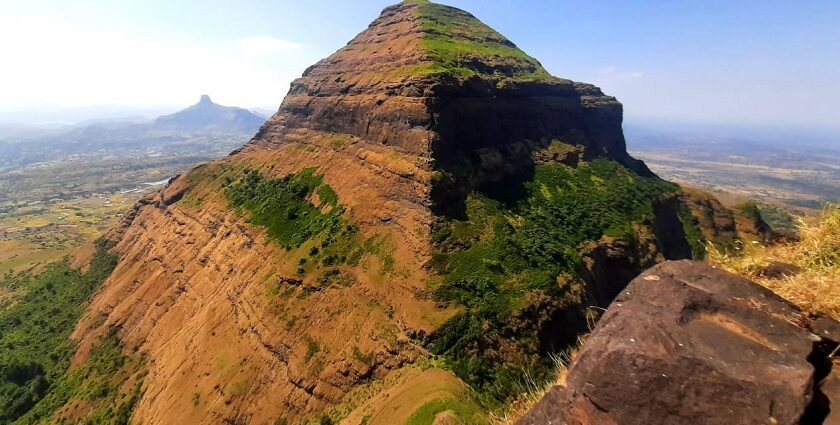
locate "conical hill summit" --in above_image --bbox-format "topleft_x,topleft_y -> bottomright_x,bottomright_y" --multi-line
47,2 -> 758,423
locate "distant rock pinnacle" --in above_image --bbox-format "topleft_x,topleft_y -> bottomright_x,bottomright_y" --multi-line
154,95 -> 264,133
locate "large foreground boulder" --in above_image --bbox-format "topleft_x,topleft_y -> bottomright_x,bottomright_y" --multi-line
518,260 -> 839,425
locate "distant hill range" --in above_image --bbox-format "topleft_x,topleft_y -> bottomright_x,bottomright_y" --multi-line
0,96 -> 267,170
155,95 -> 265,133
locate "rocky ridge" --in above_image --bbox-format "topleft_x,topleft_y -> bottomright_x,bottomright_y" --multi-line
517,261 -> 839,425
55,1 -> 767,423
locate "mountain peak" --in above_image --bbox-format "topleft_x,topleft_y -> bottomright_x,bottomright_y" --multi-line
293,0 -> 555,94
269,0 -> 645,172
65,3 -> 684,423
155,96 -> 264,133
408,0 -> 551,81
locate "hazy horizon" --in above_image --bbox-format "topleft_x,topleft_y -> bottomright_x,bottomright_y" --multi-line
2,0 -> 839,130
4,102 -> 839,142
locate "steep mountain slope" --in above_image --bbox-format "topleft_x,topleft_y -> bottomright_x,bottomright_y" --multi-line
155,95 -> 265,133
19,1 -> 756,423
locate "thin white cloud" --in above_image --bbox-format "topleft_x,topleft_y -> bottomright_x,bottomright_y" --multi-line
239,36 -> 302,53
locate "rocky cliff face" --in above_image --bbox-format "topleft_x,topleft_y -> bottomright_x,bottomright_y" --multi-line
517,261 -> 839,425
63,1 -> 754,423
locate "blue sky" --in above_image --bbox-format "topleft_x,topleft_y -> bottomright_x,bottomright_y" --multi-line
1,0 -> 838,128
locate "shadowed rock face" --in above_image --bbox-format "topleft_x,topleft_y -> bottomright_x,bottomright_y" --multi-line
518,261 -> 840,425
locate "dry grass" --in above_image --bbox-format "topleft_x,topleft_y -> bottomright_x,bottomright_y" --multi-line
492,342 -> 581,424
707,204 -> 840,320
494,308 -> 602,423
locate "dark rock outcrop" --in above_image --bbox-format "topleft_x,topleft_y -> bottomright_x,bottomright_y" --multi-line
518,261 -> 839,425
653,194 -> 695,259
578,230 -> 660,309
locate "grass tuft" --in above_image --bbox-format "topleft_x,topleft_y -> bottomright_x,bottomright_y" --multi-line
411,2 -> 553,82
707,204 -> 840,320
492,343 -> 579,424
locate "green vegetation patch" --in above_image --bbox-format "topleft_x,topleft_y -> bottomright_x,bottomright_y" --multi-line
226,169 -> 395,284
735,201 -> 762,224
0,243 -> 117,423
405,397 -> 487,425
15,330 -> 144,425
225,168 -> 344,250
305,339 -> 321,362
351,347 -> 374,366
428,159 -> 678,402
411,1 -> 552,81
757,202 -> 798,232
678,204 -> 707,259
